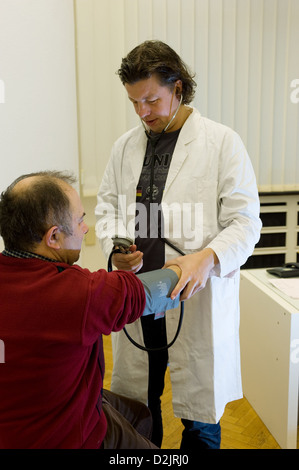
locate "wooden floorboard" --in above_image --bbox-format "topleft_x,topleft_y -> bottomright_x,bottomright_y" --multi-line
103,334 -> 298,450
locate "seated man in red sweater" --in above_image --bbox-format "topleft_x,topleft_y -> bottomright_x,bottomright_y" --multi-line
0,171 -> 181,449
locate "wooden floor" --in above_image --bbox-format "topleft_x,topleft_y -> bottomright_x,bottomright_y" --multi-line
103,334 -> 298,450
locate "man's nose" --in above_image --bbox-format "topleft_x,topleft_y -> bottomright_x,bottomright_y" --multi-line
136,102 -> 150,119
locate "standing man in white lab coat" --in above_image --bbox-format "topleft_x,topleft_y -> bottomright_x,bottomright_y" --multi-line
95,40 -> 261,450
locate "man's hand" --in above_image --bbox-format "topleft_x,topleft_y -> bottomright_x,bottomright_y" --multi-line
165,264 -> 182,281
112,244 -> 143,273
163,248 -> 219,300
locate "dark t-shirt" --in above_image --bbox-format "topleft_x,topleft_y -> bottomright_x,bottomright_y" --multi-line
135,129 -> 181,273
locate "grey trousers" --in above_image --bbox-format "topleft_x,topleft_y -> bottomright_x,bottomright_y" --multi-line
102,389 -> 158,449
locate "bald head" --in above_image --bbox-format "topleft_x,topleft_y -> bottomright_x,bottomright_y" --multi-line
0,171 -> 77,252
10,171 -> 76,192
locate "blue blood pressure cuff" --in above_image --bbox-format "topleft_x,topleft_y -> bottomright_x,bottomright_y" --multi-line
136,268 -> 180,316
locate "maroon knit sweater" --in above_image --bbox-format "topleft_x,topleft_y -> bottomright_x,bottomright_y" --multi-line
0,254 -> 145,449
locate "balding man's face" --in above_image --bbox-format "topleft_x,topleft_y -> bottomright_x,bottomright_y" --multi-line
58,187 -> 89,265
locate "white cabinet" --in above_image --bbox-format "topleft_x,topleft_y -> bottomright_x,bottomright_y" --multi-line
240,269 -> 299,449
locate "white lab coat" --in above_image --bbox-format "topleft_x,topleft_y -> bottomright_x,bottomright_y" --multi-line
95,108 -> 261,423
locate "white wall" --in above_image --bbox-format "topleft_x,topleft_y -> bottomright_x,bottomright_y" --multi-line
0,0 -> 79,193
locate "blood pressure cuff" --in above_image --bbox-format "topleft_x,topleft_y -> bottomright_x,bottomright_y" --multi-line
136,268 -> 180,316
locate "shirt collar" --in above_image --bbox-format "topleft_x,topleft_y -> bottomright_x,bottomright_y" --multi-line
2,248 -> 57,263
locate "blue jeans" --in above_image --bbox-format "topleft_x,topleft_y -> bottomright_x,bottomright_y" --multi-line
141,315 -> 222,449
180,419 -> 221,450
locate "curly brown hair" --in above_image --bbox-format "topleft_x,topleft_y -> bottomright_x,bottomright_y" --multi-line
117,40 -> 197,104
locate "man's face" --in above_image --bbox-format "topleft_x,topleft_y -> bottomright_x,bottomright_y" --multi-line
59,187 -> 89,265
125,75 -> 181,133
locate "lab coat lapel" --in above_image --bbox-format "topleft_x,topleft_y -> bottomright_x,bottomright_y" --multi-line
164,139 -> 188,194
164,108 -> 198,196
128,128 -> 147,186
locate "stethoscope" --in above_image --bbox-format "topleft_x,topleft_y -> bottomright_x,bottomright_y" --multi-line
142,93 -> 182,202
108,94 -> 186,352
142,93 -> 185,257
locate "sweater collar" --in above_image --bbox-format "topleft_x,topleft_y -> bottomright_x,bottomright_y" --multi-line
2,248 -> 57,263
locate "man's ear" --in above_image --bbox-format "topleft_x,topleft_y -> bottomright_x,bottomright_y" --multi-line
174,79 -> 183,96
44,226 -> 61,250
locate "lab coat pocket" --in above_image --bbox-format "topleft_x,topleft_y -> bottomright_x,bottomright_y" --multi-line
184,178 -> 218,251
162,178 -> 218,252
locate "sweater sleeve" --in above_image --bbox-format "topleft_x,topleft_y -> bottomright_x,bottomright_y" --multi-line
83,269 -> 146,342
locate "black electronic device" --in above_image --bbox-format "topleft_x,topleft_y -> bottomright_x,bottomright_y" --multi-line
267,262 -> 299,278
112,235 -> 133,253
